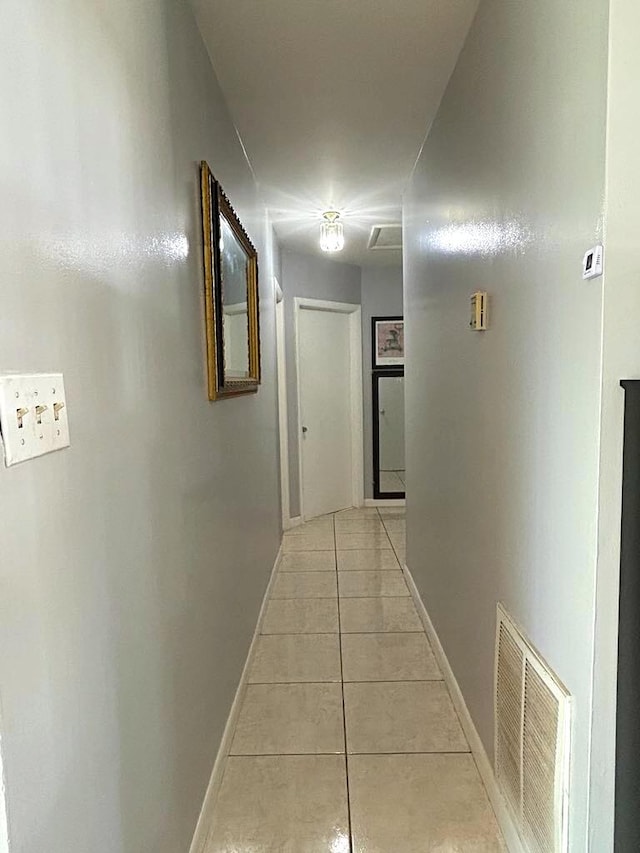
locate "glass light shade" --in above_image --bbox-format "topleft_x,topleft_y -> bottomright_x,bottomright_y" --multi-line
320,213 -> 344,253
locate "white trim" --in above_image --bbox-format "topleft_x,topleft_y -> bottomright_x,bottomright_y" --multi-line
189,544 -> 283,853
275,295 -> 291,529
364,498 -> 406,507
402,561 -> 525,853
0,725 -> 9,853
282,515 -> 303,531
293,297 -> 364,520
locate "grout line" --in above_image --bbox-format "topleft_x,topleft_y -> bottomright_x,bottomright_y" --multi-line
339,595 -> 412,601
333,513 -> 354,852
247,681 -> 343,686
246,678 -> 446,685
342,678 -> 445,684
277,569 -> 337,574
346,749 -> 472,756
338,631 -> 425,637
259,630 -> 430,636
270,597 -> 339,600
260,624 -> 340,637
225,749 -> 471,758
230,751 -> 346,757
265,596 -> 339,600
244,681 -> 345,686
330,628 -> 425,637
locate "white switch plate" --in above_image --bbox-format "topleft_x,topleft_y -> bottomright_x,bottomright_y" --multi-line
0,373 -> 70,467
583,244 -> 604,280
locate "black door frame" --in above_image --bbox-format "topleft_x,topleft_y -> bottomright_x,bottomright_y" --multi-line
372,369 -> 405,500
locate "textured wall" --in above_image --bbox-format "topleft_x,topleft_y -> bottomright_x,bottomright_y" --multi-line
361,266 -> 404,499
280,250 -> 361,518
0,2 -> 280,851
402,0 -> 608,848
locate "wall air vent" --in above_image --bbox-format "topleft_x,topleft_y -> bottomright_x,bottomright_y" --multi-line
367,224 -> 402,251
495,604 -> 571,853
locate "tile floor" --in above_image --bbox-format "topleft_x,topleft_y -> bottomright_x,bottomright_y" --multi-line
206,506 -> 506,852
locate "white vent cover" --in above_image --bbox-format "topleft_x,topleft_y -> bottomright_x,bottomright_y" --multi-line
495,604 -> 571,853
367,224 -> 402,250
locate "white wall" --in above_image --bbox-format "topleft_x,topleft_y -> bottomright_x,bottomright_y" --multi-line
280,250 -> 361,518
590,0 -> 640,847
402,0 -> 608,849
361,266 -> 404,498
0,2 -> 280,851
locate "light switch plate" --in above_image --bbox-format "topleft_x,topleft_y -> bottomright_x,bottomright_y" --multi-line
0,373 -> 70,467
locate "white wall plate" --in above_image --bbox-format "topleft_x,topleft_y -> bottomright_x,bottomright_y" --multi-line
0,373 -> 70,467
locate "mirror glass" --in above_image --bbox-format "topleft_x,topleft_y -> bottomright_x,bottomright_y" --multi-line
220,213 -> 250,379
374,373 -> 405,496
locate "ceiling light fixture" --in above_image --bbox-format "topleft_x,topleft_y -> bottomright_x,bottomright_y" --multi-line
320,210 -> 344,253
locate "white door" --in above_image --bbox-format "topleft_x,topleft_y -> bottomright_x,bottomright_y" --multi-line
299,307 -> 353,519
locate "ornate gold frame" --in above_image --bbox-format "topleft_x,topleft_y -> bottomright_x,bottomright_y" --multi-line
200,160 -> 261,400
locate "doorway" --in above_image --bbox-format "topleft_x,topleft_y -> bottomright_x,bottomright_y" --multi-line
373,370 -> 406,498
294,298 -> 363,520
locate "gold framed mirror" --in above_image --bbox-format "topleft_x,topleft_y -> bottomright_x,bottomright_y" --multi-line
200,161 -> 260,400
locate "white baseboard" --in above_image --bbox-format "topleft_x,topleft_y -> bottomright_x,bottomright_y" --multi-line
364,498 -> 406,507
402,562 -> 525,853
189,544 -> 283,853
282,515 -> 303,531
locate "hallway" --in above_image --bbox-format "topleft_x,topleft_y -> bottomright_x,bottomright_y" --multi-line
205,507 -> 506,852
4,0 -> 638,849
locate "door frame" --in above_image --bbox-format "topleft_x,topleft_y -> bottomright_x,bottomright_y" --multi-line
275,288 -> 294,529
294,297 -> 364,520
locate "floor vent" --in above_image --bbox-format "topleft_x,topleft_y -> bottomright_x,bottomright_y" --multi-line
495,604 -> 571,853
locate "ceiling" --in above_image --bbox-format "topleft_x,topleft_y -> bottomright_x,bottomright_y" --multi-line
191,0 -> 479,267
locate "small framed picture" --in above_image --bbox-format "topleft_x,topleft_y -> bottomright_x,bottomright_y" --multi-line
372,316 -> 404,369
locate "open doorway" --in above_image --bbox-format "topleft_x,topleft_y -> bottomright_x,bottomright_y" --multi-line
373,369 -> 405,499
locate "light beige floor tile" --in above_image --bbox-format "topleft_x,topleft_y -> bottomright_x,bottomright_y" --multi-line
335,507 -> 381,519
349,753 -> 506,852
279,551 -> 336,572
249,634 -> 342,683
394,548 -> 406,566
339,597 -> 422,632
262,598 -> 339,634
378,506 -> 405,517
344,681 -> 468,753
388,533 -> 406,550
282,534 -> 334,552
381,519 -> 406,533
336,532 -> 391,550
337,550 -> 400,572
206,755 -> 350,853
342,632 -> 441,682
284,518 -> 334,537
338,570 -> 409,598
271,572 -> 337,599
334,518 -> 386,534
231,683 -> 345,755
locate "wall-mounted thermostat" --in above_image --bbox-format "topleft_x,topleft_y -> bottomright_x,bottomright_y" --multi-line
470,291 -> 488,331
583,245 -> 604,280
